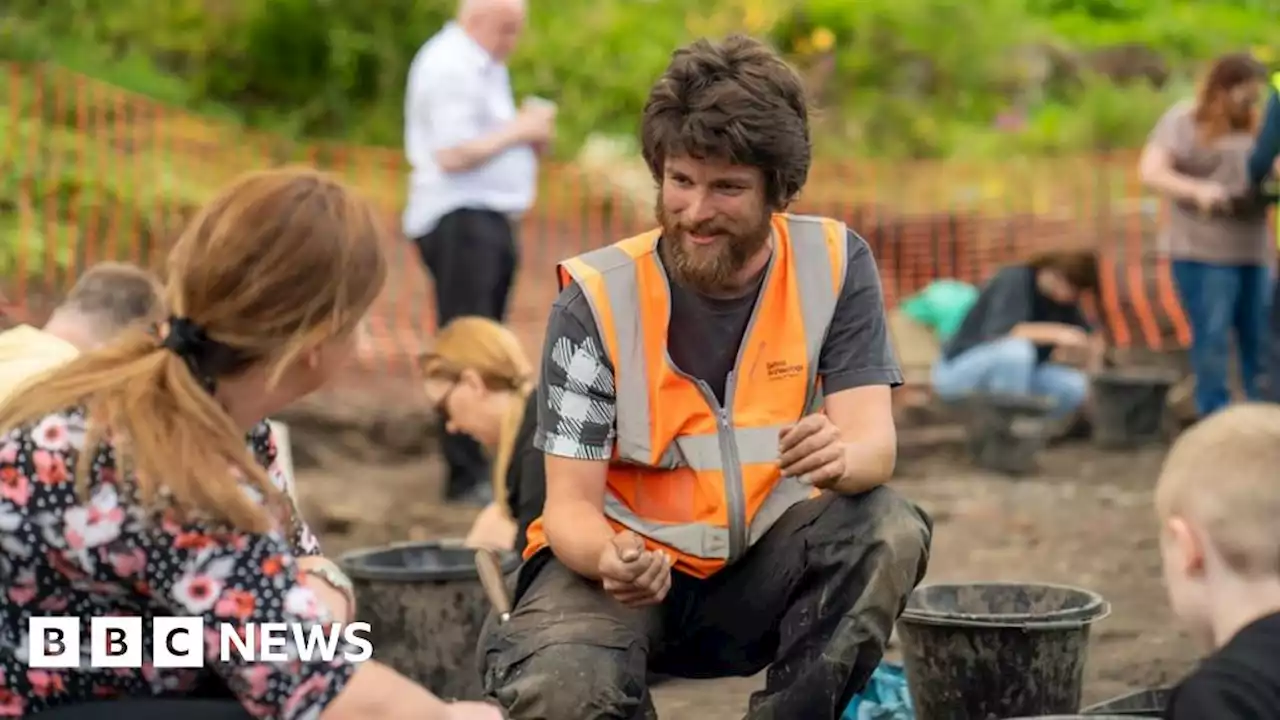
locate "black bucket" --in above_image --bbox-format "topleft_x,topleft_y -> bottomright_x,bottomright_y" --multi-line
1080,687 -> 1172,716
963,393 -> 1056,476
339,540 -> 521,700
896,582 -> 1110,720
1090,368 -> 1179,450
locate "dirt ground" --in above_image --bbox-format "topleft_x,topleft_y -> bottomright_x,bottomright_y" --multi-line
293,435 -> 1195,718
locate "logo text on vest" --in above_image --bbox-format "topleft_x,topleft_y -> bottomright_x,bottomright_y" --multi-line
766,360 -> 803,380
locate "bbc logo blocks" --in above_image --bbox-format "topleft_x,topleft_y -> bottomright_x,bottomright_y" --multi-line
28,616 -> 206,669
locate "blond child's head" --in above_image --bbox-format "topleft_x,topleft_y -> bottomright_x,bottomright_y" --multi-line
1155,403 -> 1280,644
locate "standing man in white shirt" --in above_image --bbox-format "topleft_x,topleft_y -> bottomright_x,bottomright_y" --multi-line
403,0 -> 554,504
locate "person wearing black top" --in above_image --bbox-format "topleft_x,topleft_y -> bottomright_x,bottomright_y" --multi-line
1154,403 -> 1280,719
930,250 -> 1103,420
420,317 -> 545,552
1245,76 -> 1280,402
503,391 -> 543,555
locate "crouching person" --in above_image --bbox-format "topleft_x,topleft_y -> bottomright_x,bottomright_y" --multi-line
476,35 -> 933,720
930,250 -> 1103,422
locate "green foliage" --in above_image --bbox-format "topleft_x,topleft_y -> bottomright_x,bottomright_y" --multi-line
769,0 -> 1041,157
2,0 -> 1279,160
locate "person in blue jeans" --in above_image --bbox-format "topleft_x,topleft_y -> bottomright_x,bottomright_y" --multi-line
931,250 -> 1102,421
1139,53 -> 1272,417
1246,72 -> 1280,402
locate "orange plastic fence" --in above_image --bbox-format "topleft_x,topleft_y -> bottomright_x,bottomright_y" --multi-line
2,62 -> 1203,388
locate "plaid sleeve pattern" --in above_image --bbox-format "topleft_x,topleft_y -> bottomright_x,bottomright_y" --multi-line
535,299 -> 618,460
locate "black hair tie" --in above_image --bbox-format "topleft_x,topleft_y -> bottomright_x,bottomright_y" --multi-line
159,316 -> 230,394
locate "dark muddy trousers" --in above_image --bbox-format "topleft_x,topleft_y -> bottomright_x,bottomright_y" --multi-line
476,486 -> 933,720
415,207 -> 520,501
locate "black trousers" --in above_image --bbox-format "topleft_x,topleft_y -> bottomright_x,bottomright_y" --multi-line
415,207 -> 520,501
478,487 -> 934,720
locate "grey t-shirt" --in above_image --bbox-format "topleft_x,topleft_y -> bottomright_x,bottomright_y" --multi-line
1147,99 -> 1271,265
534,229 -> 902,461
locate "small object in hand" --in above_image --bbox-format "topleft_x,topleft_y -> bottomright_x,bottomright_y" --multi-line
524,95 -> 557,113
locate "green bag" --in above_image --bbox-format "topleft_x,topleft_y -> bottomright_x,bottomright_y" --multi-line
900,280 -> 979,341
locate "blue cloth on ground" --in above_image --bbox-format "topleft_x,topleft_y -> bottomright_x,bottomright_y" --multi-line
841,661 -> 914,720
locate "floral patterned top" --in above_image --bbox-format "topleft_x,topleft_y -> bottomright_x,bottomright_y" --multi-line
0,407 -> 356,718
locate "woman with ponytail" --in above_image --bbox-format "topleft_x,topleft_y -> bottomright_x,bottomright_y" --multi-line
420,317 -> 541,553
0,168 -> 499,720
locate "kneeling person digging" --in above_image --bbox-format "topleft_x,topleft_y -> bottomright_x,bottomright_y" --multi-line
476,35 -> 933,720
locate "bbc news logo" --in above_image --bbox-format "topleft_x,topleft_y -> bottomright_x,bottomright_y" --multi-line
27,617 -> 374,668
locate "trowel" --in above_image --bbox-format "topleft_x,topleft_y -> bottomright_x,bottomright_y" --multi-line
474,547 -> 512,623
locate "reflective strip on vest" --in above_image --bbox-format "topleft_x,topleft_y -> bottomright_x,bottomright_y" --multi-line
560,216 -> 846,559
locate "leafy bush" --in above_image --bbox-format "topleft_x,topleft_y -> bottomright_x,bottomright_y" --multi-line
2,0 -> 1278,159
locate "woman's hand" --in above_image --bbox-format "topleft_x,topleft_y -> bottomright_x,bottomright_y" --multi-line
463,502 -> 518,551
1190,181 -> 1229,213
1051,325 -> 1090,349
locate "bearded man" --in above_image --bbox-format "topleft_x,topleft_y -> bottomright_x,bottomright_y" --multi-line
475,35 -> 933,720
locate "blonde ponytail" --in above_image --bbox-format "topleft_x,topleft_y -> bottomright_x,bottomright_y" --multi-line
490,380 -> 534,516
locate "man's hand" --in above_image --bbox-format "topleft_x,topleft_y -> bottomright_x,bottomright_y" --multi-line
779,414 -> 846,489
597,530 -> 671,607
512,98 -> 556,145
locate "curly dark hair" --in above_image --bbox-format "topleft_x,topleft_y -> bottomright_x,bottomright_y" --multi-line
640,35 -> 811,209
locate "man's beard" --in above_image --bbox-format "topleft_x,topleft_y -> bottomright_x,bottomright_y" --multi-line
656,199 -> 772,297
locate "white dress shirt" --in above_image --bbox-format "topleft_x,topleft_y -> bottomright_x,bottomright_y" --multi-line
401,22 -> 538,239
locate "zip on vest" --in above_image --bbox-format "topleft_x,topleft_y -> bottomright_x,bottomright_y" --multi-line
716,372 -> 749,563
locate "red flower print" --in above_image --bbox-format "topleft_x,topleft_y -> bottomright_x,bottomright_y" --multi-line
0,466 -> 29,506
214,589 -> 257,620
46,550 -> 87,581
262,555 -> 284,576
172,572 -> 224,614
174,532 -> 215,551
32,450 -> 70,486
26,670 -> 66,698
0,686 -> 24,716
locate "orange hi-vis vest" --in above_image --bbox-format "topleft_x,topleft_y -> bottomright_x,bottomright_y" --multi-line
523,213 -> 850,579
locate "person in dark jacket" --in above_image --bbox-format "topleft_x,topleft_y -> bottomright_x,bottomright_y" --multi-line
931,250 -> 1103,420
1246,74 -> 1280,402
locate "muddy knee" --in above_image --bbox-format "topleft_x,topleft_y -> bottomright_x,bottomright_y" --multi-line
824,487 -> 933,588
486,642 -> 650,720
